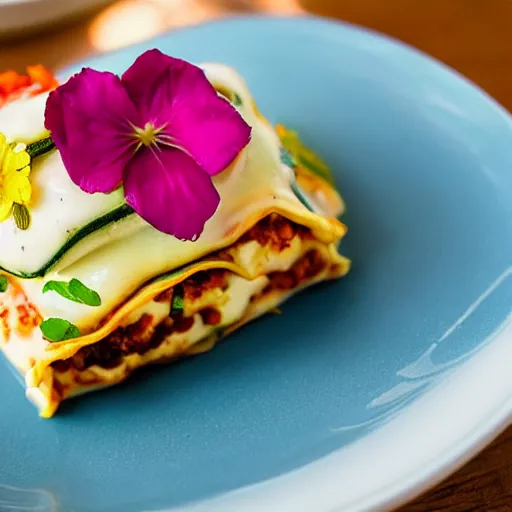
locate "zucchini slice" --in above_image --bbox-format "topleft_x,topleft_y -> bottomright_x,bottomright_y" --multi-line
0,205 -> 135,278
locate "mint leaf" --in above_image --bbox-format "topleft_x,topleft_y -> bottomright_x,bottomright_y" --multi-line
40,318 -> 81,342
68,279 -> 101,307
43,278 -> 101,307
42,281 -> 76,301
0,275 -> 8,292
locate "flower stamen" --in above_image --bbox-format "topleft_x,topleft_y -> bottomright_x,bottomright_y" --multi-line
132,122 -> 164,148
130,123 -> 189,155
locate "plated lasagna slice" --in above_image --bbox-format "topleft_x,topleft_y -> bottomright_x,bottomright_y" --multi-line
0,56 -> 349,417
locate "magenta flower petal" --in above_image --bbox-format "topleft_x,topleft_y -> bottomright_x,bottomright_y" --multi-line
123,145 -> 220,239
122,49 -> 251,176
120,49 -> 175,126
45,69 -> 139,193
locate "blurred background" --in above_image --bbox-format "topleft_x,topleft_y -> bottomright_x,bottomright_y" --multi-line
0,0 -> 511,111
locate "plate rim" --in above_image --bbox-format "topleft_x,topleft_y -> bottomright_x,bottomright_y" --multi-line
172,329 -> 512,512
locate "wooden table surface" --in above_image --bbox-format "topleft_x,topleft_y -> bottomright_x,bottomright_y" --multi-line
1,0 -> 511,510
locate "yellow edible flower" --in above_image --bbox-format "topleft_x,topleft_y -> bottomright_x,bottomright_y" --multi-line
0,132 -> 32,227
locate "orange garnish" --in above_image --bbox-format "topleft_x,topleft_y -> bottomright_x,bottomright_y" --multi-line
27,65 -> 59,93
0,71 -> 31,95
0,65 -> 58,108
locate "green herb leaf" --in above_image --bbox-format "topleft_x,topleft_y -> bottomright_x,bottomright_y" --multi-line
232,93 -> 243,106
26,137 -> 56,159
170,285 -> 184,316
42,281 -> 76,301
12,203 -> 30,230
40,318 -> 81,342
68,278 -> 102,306
0,275 -> 8,292
43,278 -> 102,306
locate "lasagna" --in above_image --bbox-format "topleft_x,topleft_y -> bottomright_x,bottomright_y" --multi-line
0,59 -> 349,417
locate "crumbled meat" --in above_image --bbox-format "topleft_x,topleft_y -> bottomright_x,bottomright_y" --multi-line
72,338 -> 122,371
183,269 -> 228,300
172,315 -> 195,333
51,359 -> 71,373
238,214 -> 305,250
55,314 -> 156,372
199,307 -> 222,326
264,250 -> 326,293
53,311 -> 196,372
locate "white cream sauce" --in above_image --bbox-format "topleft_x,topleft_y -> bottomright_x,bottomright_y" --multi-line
0,92 -> 49,144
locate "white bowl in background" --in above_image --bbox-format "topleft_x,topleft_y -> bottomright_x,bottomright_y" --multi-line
0,0 -> 111,39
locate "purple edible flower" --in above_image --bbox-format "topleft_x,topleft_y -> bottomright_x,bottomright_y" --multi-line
45,49 -> 251,240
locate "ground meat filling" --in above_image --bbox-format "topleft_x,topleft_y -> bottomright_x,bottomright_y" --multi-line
238,213 -> 307,249
51,215 -> 327,374
183,269 -> 229,299
270,250 -> 326,290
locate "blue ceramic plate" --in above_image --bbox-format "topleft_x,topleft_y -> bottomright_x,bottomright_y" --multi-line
1,16 -> 512,512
